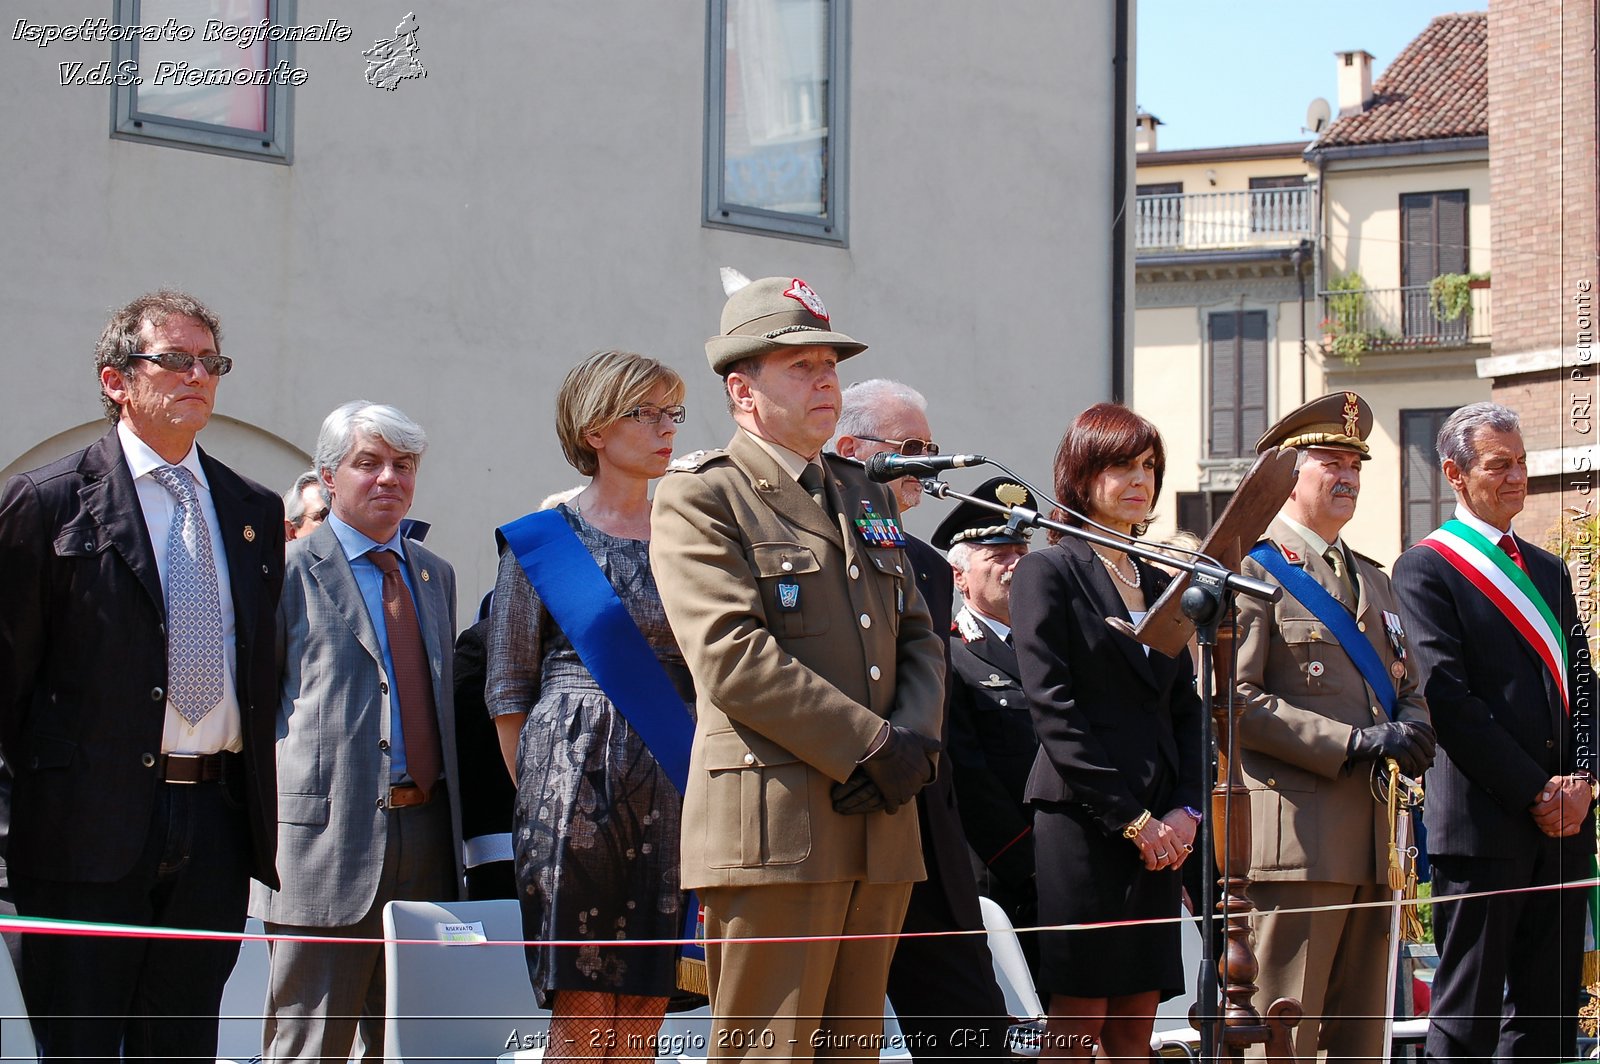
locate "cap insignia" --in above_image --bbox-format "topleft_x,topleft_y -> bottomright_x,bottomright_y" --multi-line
784,278 -> 829,322
995,482 -> 1028,507
1343,392 -> 1361,437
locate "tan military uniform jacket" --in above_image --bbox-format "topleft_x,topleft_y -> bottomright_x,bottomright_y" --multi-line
650,429 -> 946,891
1235,517 -> 1430,885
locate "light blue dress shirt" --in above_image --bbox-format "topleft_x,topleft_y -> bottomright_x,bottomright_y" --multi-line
326,512 -> 422,784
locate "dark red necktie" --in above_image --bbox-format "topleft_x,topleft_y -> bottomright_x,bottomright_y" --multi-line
367,549 -> 442,796
1499,534 -> 1528,575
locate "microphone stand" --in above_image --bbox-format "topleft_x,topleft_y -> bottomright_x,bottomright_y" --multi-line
920,477 -> 1281,1064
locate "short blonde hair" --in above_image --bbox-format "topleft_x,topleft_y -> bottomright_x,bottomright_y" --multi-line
556,350 -> 685,476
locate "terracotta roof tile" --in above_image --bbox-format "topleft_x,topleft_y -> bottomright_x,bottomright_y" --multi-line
1316,12 -> 1487,148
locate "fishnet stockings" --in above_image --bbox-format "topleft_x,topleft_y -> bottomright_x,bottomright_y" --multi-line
546,990 -> 670,1064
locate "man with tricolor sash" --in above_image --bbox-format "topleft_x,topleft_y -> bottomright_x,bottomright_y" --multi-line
1393,401 -> 1595,1061
1234,392 -> 1435,1062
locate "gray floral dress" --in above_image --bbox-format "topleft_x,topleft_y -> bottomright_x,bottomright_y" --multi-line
485,504 -> 694,1006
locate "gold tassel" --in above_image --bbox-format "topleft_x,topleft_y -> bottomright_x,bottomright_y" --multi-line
1386,761 -> 1406,891
676,955 -> 708,996
1585,949 -> 1600,990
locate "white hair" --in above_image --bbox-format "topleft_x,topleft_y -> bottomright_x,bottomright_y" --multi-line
1437,402 -> 1521,472
834,379 -> 928,443
281,469 -> 327,523
947,540 -> 974,573
313,400 -> 428,477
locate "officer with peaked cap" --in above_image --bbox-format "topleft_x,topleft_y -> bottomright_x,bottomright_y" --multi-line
649,277 -> 946,1059
934,478 -> 1045,980
1234,392 -> 1434,1062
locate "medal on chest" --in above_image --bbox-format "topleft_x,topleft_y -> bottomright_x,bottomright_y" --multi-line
855,501 -> 907,549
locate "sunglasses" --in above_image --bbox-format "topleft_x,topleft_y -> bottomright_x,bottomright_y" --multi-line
127,351 -> 234,376
854,435 -> 939,457
622,405 -> 687,425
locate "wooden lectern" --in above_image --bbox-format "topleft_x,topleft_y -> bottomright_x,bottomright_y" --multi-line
1113,448 -> 1303,1062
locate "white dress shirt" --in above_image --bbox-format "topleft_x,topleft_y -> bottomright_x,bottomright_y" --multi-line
117,420 -> 241,755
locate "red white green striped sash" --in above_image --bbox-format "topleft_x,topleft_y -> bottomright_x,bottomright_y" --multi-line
1416,520 -> 1568,713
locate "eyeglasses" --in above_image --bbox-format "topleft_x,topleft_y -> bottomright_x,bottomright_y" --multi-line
854,435 -> 939,456
292,507 -> 330,528
622,405 -> 687,425
128,351 -> 234,377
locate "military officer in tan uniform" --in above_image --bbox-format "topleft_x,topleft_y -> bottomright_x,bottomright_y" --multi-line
650,276 -> 945,1059
1235,392 -> 1434,1062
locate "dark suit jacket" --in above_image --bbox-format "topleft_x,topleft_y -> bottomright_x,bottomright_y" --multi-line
948,623 -> 1037,890
902,534 -> 983,929
1012,539 -> 1205,833
0,428 -> 283,886
1393,530 -> 1595,863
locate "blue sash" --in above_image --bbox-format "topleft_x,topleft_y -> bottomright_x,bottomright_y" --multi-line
498,508 -> 701,967
1248,543 -> 1396,718
1249,542 -> 1428,877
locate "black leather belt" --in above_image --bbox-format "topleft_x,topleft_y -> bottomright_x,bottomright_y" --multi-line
160,751 -> 237,784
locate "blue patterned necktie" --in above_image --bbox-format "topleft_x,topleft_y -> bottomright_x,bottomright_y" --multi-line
149,465 -> 226,726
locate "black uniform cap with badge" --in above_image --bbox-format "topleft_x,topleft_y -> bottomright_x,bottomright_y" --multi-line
930,477 -> 1040,552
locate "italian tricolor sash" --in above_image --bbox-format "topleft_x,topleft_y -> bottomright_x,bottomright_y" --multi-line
1416,520 -> 1569,713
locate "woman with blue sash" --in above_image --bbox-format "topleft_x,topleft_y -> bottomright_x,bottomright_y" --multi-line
486,350 -> 695,1060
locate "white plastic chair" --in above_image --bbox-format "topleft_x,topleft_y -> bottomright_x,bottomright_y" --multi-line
978,896 -> 1044,1023
214,917 -> 269,1064
384,898 -> 548,1063
0,933 -> 35,1064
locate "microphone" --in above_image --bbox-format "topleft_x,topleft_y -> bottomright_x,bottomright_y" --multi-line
863,451 -> 987,482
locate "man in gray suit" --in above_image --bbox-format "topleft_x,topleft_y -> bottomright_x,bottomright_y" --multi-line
251,401 -> 462,1063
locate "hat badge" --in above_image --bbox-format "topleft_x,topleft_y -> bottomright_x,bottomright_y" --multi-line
995,483 -> 1029,507
784,278 -> 829,322
1342,393 -> 1361,437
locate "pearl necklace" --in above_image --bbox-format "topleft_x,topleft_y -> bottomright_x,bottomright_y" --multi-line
1091,546 -> 1141,588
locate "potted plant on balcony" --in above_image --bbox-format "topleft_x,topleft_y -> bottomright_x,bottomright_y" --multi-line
1427,272 -> 1489,323
1321,272 -> 1374,364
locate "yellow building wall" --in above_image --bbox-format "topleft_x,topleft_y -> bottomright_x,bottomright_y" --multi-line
1321,156 -> 1491,287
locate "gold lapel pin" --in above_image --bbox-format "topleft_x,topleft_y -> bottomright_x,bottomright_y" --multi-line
421,569 -> 431,582
243,525 -> 256,543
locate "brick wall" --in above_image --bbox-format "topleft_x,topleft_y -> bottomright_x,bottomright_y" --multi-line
1487,0 -> 1597,544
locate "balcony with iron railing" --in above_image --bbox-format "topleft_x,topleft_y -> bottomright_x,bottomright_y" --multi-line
1134,187 -> 1312,252
1318,281 -> 1491,359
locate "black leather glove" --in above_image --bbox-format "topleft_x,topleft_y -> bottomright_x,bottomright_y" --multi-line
831,769 -> 890,815
1347,721 -> 1436,777
861,725 -> 940,808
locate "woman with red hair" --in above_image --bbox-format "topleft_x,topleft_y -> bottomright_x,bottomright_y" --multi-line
1011,402 -> 1205,1059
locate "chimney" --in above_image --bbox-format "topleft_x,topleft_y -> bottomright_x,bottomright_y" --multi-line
1134,110 -> 1162,153
1335,50 -> 1374,116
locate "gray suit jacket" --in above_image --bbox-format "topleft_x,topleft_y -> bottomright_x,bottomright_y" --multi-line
249,522 -> 463,927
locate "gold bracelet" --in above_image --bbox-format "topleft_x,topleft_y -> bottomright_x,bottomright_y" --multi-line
1121,809 -> 1152,840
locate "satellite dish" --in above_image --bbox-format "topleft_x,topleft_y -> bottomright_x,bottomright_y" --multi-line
1304,98 -> 1332,134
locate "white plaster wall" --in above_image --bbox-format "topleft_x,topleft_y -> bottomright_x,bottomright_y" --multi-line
0,0 -> 1120,610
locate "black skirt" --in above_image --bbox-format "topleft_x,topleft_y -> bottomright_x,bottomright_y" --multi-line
1033,800 -> 1184,1001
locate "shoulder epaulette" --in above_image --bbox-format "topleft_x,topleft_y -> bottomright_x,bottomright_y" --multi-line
665,448 -> 730,473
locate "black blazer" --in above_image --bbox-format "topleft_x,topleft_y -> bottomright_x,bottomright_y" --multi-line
1393,532 -> 1595,863
902,534 -> 985,930
948,627 -> 1037,887
0,429 -> 283,886
1012,538 -> 1205,834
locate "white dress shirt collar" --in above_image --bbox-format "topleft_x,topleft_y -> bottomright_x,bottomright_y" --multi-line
1453,503 -> 1514,542
117,419 -> 209,491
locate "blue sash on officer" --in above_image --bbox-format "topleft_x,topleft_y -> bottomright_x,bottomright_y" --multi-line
1248,542 -> 1396,718
498,508 -> 703,978
1249,542 -> 1427,877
